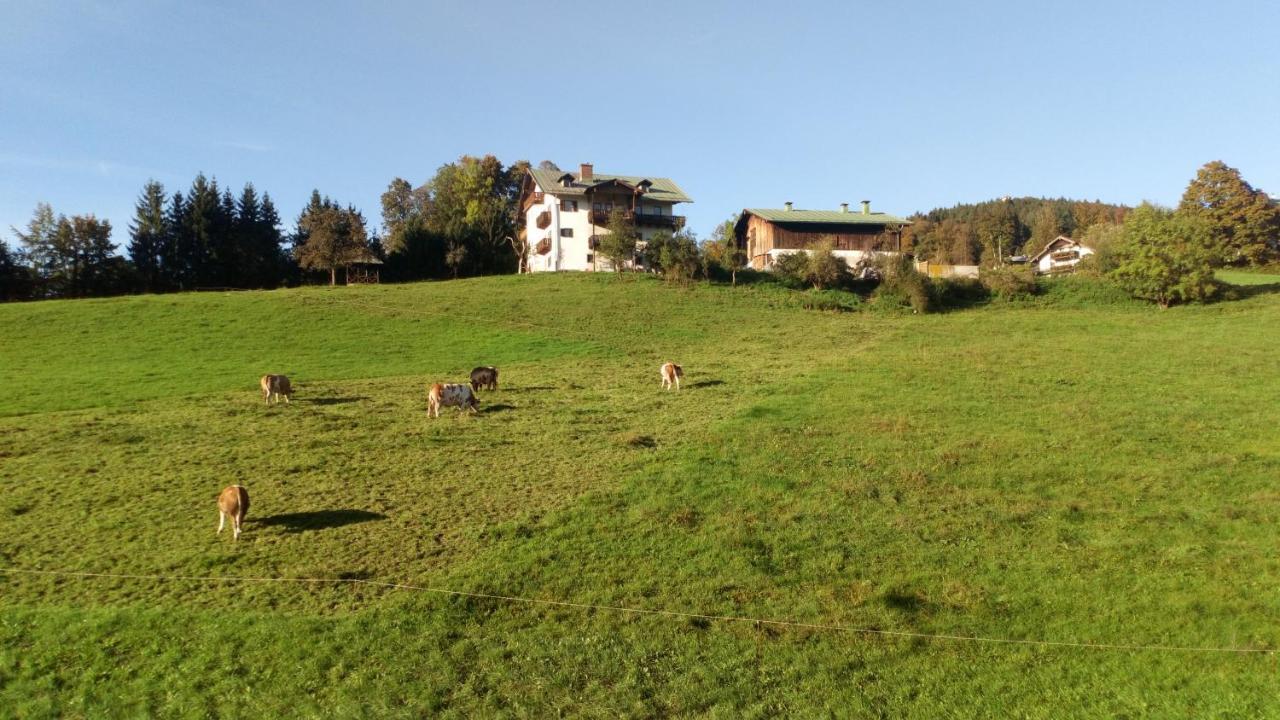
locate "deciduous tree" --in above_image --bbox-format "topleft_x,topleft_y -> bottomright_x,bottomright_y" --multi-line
1177,160 -> 1280,265
1109,204 -> 1218,308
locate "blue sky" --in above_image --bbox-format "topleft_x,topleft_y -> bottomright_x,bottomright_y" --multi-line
2,1 -> 1277,246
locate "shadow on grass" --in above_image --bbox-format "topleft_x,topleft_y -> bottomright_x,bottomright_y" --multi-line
688,379 -> 724,389
256,509 -> 386,533
306,397 -> 367,406
1221,281 -> 1280,301
484,403 -> 516,413
882,590 -> 936,615
506,385 -> 556,393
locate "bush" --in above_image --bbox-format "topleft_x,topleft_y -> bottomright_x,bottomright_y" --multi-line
929,277 -> 989,309
771,252 -> 811,289
804,241 -> 851,290
870,255 -> 931,313
980,265 -> 1037,300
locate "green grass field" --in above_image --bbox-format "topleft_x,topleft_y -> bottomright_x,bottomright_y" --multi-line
3,273 -> 1280,717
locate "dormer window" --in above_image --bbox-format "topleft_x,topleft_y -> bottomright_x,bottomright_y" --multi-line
557,173 -> 574,188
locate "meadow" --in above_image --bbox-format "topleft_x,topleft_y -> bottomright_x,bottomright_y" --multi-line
2,272 -> 1280,718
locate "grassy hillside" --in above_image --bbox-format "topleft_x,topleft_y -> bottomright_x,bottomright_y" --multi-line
3,273 -> 1280,717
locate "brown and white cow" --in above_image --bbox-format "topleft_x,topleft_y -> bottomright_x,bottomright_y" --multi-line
260,374 -> 293,405
428,382 -> 480,417
660,362 -> 683,391
217,485 -> 250,540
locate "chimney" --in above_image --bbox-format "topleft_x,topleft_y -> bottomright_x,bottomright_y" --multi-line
861,200 -> 871,215
784,201 -> 793,211
579,163 -> 593,181
840,203 -> 849,213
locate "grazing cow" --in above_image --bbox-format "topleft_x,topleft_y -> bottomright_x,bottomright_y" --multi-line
260,374 -> 293,405
217,485 -> 250,540
660,362 -> 683,391
470,366 -> 499,392
428,382 -> 480,417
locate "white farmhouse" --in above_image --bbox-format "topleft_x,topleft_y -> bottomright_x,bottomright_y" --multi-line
518,163 -> 693,272
1030,235 -> 1095,274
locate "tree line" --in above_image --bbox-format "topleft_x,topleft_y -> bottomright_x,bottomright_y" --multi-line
904,197 -> 1131,266
3,158 -> 1276,306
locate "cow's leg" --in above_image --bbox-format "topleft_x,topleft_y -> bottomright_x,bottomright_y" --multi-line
283,394 -> 290,404
218,511 -> 226,534
232,515 -> 241,540
675,376 -> 681,391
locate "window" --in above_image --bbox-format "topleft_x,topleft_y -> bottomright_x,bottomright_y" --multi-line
560,199 -> 579,212
560,228 -> 574,238
592,201 -> 614,212
586,253 -> 594,264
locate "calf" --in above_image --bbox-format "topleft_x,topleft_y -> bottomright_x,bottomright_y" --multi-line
217,485 -> 250,540
260,374 -> 293,405
428,382 -> 480,417
660,362 -> 683,391
470,366 -> 499,392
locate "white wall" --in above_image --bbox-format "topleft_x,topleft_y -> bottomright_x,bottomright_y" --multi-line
765,248 -> 901,272
525,182 -> 679,272
1036,245 -> 1094,274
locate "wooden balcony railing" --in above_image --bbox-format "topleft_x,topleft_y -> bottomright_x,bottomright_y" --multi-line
536,211 -> 551,230
535,238 -> 551,256
522,192 -> 545,213
587,210 -> 686,229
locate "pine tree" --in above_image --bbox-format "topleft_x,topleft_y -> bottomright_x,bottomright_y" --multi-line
184,174 -> 221,287
11,202 -> 59,290
128,180 -> 170,292
166,191 -> 192,289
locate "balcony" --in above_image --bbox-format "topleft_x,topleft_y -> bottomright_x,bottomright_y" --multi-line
535,238 -> 551,256
587,209 -> 686,229
536,210 -> 551,230
522,191 -> 544,213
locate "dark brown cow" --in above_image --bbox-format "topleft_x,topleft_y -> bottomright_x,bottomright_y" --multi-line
470,366 -> 499,392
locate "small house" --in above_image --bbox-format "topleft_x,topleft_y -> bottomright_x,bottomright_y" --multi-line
1030,236 -> 1094,275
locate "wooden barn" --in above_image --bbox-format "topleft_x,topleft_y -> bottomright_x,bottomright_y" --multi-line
734,201 -> 910,270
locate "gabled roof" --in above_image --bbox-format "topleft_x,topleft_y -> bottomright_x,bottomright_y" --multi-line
739,207 -> 910,226
1029,235 -> 1088,263
528,168 -> 693,204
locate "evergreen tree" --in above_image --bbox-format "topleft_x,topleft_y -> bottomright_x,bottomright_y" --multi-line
128,180 -> 171,292
165,191 -> 193,289
0,239 -> 33,301
1177,160 -> 1280,265
184,174 -> 221,287
258,193 -> 289,285
11,202 -> 59,291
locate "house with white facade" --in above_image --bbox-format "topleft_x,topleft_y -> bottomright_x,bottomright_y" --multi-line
518,164 -> 693,272
1029,235 -> 1095,274
733,202 -> 910,271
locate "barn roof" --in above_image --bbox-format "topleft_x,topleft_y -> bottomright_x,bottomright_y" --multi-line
739,207 -> 910,226
528,168 -> 693,204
